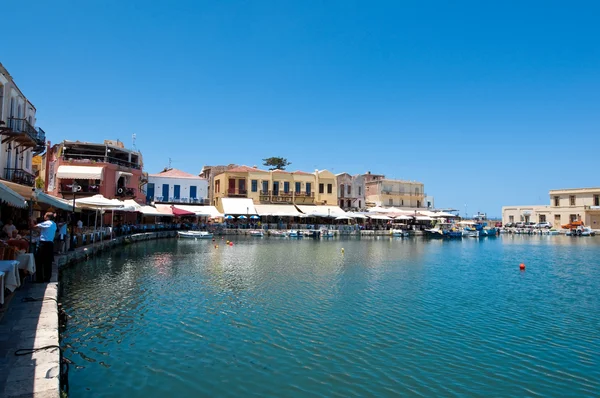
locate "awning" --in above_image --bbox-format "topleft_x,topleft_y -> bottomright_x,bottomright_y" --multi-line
76,194 -> 124,209
367,214 -> 392,220
296,205 -> 347,218
0,180 -> 73,211
171,206 -> 196,216
172,205 -> 223,218
57,165 -> 104,180
221,198 -> 257,215
138,205 -> 171,217
0,181 -> 27,208
254,204 -> 301,217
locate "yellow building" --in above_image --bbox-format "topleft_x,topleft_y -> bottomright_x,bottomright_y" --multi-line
502,187 -> 600,228
213,166 -> 337,212
365,178 -> 425,208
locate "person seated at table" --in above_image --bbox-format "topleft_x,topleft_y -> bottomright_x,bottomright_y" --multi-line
7,234 -> 29,253
3,220 -> 16,237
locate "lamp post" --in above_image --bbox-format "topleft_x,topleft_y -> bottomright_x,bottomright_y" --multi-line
69,182 -> 81,251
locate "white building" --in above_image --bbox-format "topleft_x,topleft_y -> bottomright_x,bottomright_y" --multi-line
146,168 -> 208,204
0,63 -> 46,188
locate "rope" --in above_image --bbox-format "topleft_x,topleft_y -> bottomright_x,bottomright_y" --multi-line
21,296 -> 58,303
14,345 -> 71,394
14,345 -> 61,356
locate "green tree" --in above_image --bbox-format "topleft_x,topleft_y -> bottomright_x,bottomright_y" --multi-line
35,177 -> 45,189
262,157 -> 291,170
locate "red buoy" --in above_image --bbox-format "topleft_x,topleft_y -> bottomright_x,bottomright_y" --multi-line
519,263 -> 525,270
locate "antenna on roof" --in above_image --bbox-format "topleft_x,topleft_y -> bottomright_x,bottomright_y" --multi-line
132,133 -> 137,151
168,157 -> 172,169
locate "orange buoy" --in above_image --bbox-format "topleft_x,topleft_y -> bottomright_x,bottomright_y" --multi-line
519,263 -> 525,270
229,242 -> 233,246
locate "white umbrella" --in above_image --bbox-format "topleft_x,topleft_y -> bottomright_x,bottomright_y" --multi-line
368,214 -> 392,220
335,215 -> 353,220
394,215 -> 413,220
416,216 -> 433,221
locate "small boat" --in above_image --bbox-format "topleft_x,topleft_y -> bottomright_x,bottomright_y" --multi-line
567,226 -> 596,236
178,231 -> 213,239
268,230 -> 287,237
249,230 -> 264,237
391,229 -> 408,237
320,228 -> 335,238
287,230 -> 302,238
547,229 -> 560,235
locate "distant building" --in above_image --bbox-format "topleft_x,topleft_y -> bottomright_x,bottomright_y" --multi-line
146,168 -> 208,204
199,164 -> 238,204
502,187 -> 600,228
365,177 -> 425,209
335,173 -> 366,211
0,63 -> 47,189
46,140 -> 146,202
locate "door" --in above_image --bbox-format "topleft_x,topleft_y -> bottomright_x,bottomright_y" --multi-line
174,185 -> 181,199
239,179 -> 246,194
162,184 -> 169,200
273,181 -> 279,196
228,179 -> 236,194
190,186 -> 197,199
146,183 -> 155,201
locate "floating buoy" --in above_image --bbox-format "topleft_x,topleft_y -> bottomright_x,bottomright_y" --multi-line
519,263 -> 525,270
214,244 -> 218,249
229,242 -> 233,246
341,248 -> 345,254
226,240 -> 230,244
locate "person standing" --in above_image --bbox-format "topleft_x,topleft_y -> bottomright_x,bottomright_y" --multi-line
30,212 -> 57,283
57,218 -> 68,254
3,219 -> 16,237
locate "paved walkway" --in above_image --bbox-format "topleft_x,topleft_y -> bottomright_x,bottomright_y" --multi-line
0,261 -> 60,398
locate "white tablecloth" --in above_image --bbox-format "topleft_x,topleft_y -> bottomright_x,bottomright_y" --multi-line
0,260 -> 20,305
16,253 -> 36,275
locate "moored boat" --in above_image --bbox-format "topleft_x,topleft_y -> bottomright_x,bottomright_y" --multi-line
178,231 -> 213,239
391,229 -> 408,237
249,230 -> 264,237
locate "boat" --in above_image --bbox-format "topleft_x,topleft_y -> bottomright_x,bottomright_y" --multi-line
391,229 -> 408,237
287,230 -> 303,238
566,226 -> 596,236
178,231 -> 213,239
268,230 -> 287,237
249,230 -> 264,237
425,222 -> 462,238
460,221 -> 497,238
547,229 -> 560,235
320,228 -> 335,238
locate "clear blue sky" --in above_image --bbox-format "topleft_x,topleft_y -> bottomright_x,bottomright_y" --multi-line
3,0 -> 599,216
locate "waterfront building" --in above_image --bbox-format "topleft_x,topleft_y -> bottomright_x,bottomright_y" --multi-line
46,140 -> 146,202
0,63 -> 47,189
365,177 -> 426,209
502,187 -> 600,228
146,168 -> 208,204
335,173 -> 366,211
199,164 -> 238,205
212,166 -> 340,213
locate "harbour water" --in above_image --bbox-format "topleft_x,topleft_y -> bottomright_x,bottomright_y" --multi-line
60,236 -> 600,397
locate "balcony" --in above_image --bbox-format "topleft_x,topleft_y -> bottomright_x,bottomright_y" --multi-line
116,187 -> 137,198
152,197 -> 209,204
227,188 -> 247,197
0,118 -> 46,153
4,168 -> 36,187
59,183 -> 100,195
382,190 -> 426,197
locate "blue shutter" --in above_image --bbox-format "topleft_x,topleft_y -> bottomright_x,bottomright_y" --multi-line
162,184 -> 169,200
190,186 -> 197,199
174,185 -> 181,199
147,183 -> 155,201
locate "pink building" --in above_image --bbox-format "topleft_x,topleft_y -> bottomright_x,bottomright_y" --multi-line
46,140 -> 146,203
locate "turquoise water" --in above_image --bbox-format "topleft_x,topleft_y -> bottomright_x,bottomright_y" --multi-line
60,236 -> 600,397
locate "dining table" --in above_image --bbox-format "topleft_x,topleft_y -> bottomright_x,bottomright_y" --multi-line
0,260 -> 20,305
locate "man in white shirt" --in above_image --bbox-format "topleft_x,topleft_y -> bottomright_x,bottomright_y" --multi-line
30,212 -> 57,283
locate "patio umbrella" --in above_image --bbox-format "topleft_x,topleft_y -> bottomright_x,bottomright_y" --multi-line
394,215 -> 413,220
335,216 -> 353,220
224,215 -> 234,220
250,215 -> 260,220
238,215 -> 248,219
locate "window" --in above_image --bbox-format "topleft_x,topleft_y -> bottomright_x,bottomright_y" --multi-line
306,183 -> 312,195
339,184 -> 344,196
569,195 -> 576,206
251,180 -> 258,192
570,214 -> 577,222
347,199 -> 351,208
554,214 -> 561,224
327,184 -> 332,194
319,183 -> 324,194
273,181 -> 279,195
347,185 -> 351,195
389,199 -> 393,205
284,181 -> 290,193
417,200 -> 421,208
358,200 -> 361,208
554,196 -> 559,206
215,180 -> 220,193
340,199 -> 344,207
358,186 -> 362,195
238,179 -> 246,193
295,182 -> 301,194
162,184 -> 169,199
594,195 -> 599,206
174,185 -> 181,199
539,215 -> 546,222
190,186 -> 197,199
262,181 -> 269,194
509,215 -> 514,223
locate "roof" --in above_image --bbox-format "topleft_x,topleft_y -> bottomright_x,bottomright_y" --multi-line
291,170 -> 312,175
271,169 -> 291,174
149,168 -> 202,179
226,165 -> 267,173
